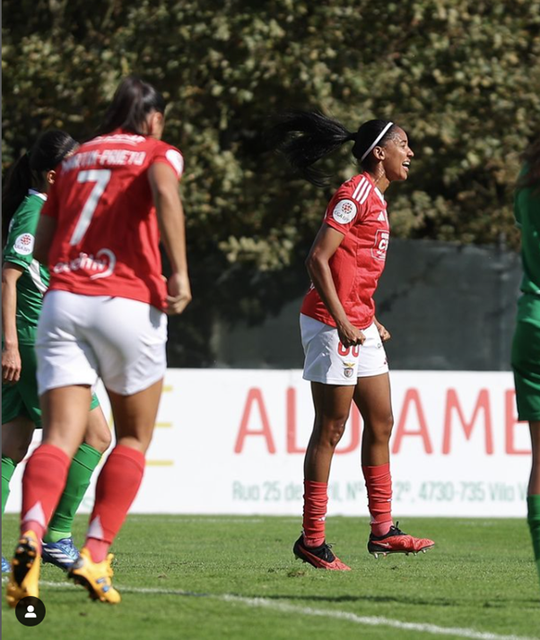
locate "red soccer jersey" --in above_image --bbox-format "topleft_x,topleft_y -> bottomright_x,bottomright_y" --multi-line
42,129 -> 184,311
301,172 -> 390,329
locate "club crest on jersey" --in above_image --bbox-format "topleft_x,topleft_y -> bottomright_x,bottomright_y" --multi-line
332,199 -> 357,225
371,230 -> 389,261
343,361 -> 355,378
13,233 -> 34,256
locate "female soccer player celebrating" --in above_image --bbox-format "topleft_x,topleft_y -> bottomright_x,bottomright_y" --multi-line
511,136 -> 540,595
270,111 -> 434,570
7,76 -> 191,606
2,131 -> 111,572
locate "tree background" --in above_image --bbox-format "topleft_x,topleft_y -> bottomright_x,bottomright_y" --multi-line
3,0 -> 540,365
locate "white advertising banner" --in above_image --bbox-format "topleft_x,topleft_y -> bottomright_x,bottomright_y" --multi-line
5,370 -> 531,517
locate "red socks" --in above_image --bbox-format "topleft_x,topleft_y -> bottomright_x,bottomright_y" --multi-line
21,444 -> 71,544
363,463 -> 393,536
302,480 -> 328,547
85,445 -> 145,562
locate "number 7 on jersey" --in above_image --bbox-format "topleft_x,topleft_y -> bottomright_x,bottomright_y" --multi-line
70,169 -> 112,245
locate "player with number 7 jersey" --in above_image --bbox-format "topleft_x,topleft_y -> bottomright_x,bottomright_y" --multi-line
8,76 -> 192,607
42,126 -> 184,311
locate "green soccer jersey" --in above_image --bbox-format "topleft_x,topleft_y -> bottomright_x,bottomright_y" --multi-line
515,165 -> 540,295
3,191 -> 49,342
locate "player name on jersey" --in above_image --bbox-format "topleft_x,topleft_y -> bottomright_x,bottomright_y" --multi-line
62,149 -> 147,171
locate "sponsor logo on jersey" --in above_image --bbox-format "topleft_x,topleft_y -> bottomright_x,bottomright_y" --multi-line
377,211 -> 387,222
53,248 -> 116,279
13,233 -> 35,255
371,230 -> 389,261
332,199 -> 357,225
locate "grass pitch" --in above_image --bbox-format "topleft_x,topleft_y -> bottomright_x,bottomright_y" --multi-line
2,514 -> 540,640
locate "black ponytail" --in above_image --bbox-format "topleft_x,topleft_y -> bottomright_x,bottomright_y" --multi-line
267,111 -> 354,186
2,153 -> 34,246
2,129 -> 77,246
96,75 -> 166,136
268,111 -> 397,186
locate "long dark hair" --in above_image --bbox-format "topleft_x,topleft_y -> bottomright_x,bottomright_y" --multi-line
519,137 -> 540,190
96,75 -> 166,136
2,130 -> 77,245
267,110 -> 397,186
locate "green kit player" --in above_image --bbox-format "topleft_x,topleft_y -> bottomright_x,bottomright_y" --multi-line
511,136 -> 540,597
1,130 -> 112,572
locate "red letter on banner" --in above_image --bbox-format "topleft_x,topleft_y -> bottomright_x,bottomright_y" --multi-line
234,388 -> 277,454
505,389 -> 531,455
286,387 -> 305,454
442,389 -> 493,454
392,389 -> 433,454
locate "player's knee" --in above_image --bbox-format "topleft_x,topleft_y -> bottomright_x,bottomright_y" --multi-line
84,429 -> 112,454
317,416 -> 348,448
372,413 -> 394,443
3,442 -> 29,464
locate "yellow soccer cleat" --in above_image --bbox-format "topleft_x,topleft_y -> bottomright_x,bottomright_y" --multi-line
6,531 -> 41,608
68,548 -> 121,604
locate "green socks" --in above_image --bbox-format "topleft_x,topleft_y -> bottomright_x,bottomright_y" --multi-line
44,443 -> 102,543
528,494 -> 540,588
1,456 -> 17,516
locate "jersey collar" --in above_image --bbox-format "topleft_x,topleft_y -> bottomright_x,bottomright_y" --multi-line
28,189 -> 47,201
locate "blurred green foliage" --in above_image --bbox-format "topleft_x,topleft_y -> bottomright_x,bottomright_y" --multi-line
3,0 -> 540,364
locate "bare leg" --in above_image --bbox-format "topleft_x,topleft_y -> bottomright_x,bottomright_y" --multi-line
529,421 -> 540,495
353,373 -> 394,537
2,418 -> 35,520
81,379 -> 164,565
296,381 -> 354,570
2,418 -> 35,464
41,385 -> 93,457
527,421 -> 540,591
353,373 -> 393,466
304,382 -> 355,482
83,406 -> 112,454
107,378 -> 163,452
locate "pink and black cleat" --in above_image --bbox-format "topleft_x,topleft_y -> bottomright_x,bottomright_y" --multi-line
368,523 -> 434,559
293,535 -> 351,571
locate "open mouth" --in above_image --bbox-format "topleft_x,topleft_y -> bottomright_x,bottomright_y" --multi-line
402,161 -> 411,173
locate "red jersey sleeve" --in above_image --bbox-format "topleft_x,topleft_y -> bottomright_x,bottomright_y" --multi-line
323,179 -> 370,237
151,142 -> 184,180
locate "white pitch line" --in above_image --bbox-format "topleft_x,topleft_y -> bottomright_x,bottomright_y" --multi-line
8,579 -> 535,640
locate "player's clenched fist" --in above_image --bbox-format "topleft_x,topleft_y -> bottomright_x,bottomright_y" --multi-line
166,272 -> 192,315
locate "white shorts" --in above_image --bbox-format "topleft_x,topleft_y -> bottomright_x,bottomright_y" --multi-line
300,314 -> 389,385
36,290 -> 168,396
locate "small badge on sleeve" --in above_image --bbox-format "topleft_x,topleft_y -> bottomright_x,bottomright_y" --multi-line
332,199 -> 357,225
13,233 -> 35,256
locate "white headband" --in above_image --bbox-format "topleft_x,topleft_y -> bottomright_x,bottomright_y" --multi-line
360,121 -> 394,161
